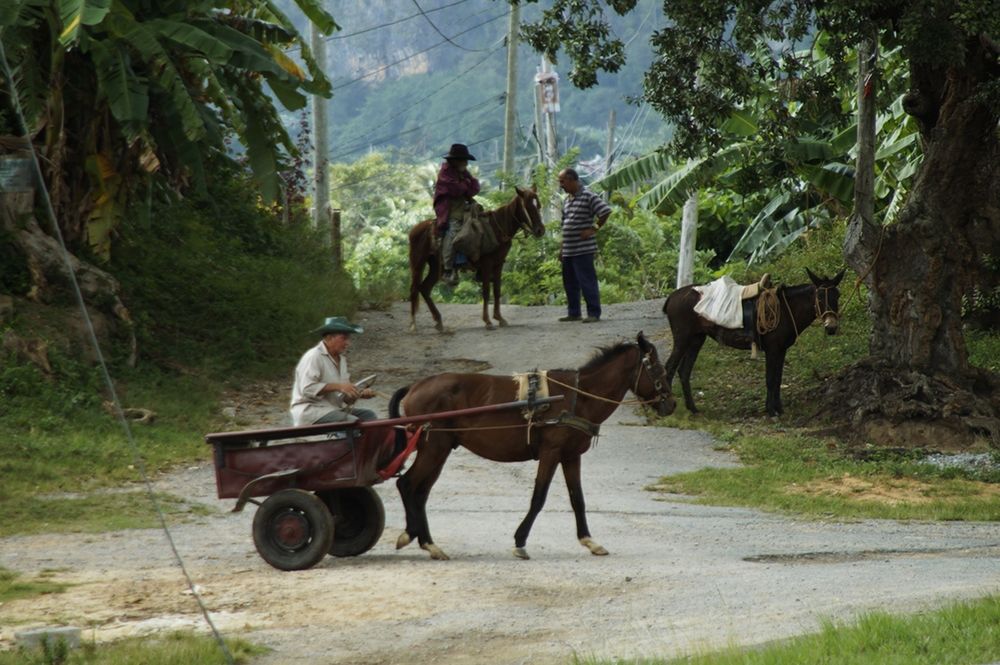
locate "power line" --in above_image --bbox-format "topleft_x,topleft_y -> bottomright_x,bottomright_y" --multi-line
331,11 -> 508,91
409,0 -> 485,52
349,42 -> 505,144
331,0 -> 473,41
330,94 -> 505,160
283,0 -> 474,52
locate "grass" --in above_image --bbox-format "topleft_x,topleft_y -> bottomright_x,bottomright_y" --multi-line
651,434 -> 1000,521
0,568 -> 70,603
0,362 -> 228,536
0,632 -> 266,665
573,595 -> 1000,665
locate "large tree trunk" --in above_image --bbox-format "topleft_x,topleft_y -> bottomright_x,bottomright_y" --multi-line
840,35 -> 1000,447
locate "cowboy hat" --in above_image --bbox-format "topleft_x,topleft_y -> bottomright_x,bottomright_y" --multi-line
312,316 -> 364,335
443,143 -> 476,161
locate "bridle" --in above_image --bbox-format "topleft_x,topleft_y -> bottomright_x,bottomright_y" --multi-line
781,285 -> 840,339
814,285 -> 840,329
629,346 -> 671,412
513,194 -> 542,237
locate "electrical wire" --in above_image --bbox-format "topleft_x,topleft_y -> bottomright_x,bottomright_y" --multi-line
329,93 -> 505,160
0,35 -> 235,665
409,0 -> 487,52
331,11 -> 508,91
330,42 -> 505,158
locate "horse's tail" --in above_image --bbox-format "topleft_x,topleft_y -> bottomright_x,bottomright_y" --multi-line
389,385 -> 411,455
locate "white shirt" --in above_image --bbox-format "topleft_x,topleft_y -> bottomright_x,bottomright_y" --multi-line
289,341 -> 350,426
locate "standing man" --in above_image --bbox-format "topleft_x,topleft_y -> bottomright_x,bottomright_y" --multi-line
557,168 -> 612,323
434,143 -> 480,286
290,316 -> 377,426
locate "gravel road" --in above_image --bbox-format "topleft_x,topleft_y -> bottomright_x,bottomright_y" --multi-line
2,300 -> 999,664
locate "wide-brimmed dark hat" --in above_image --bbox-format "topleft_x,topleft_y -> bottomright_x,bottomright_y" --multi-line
312,316 -> 364,335
443,143 -> 476,161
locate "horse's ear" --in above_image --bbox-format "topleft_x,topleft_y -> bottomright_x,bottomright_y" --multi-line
514,186 -> 525,196
806,267 -> 820,285
832,268 -> 846,286
637,331 -> 648,349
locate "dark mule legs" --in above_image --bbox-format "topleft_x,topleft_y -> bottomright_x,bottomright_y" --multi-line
664,333 -> 707,413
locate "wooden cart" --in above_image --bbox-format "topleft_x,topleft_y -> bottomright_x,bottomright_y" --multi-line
206,395 -> 562,570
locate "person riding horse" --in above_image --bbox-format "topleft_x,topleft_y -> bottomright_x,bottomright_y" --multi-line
433,143 -> 480,286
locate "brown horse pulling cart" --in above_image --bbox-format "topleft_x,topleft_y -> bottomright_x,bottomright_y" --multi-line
206,395 -> 564,571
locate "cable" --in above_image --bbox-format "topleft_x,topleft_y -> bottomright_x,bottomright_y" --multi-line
331,11 -> 508,91
0,36 -> 235,665
283,0 -> 474,52
329,43 -> 505,158
329,94 -> 505,160
409,0 -> 487,52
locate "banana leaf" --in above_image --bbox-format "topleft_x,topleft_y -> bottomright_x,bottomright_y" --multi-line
58,0 -> 110,45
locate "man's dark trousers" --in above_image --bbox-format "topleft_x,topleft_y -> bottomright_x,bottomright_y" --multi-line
561,253 -> 601,319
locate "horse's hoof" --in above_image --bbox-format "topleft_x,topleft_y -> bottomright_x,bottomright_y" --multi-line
396,532 -> 413,549
512,547 -> 530,560
421,543 -> 450,560
580,537 -> 609,556
497,318 -> 508,328
484,322 -> 495,330
434,322 -> 444,332
408,323 -> 416,333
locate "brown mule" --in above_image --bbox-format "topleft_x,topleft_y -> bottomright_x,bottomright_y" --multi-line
408,187 -> 545,332
387,332 -> 675,560
662,268 -> 845,416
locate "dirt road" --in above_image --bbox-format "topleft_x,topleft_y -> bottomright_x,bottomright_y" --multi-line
3,300 -> 1000,664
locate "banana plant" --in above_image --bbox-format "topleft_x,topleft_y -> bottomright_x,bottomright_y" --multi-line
594,42 -> 924,265
0,0 -> 337,260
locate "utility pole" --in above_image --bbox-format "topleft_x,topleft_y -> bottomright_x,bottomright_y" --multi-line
540,56 -> 557,166
501,3 -> 520,179
604,109 -> 616,176
311,15 -> 336,264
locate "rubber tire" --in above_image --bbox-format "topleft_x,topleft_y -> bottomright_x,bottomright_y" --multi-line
252,489 -> 334,571
318,487 -> 385,557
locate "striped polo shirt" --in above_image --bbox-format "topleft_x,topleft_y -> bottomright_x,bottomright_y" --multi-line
560,186 -> 612,258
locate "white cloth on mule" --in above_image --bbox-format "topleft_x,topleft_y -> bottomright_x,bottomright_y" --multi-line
693,275 -> 744,329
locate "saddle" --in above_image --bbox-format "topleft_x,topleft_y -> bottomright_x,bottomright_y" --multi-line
453,203 -> 499,263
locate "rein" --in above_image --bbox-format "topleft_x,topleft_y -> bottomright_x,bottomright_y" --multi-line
780,285 -> 839,341
544,347 -> 666,408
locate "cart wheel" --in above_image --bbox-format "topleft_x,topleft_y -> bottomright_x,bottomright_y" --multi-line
252,489 -> 334,571
318,487 -> 385,557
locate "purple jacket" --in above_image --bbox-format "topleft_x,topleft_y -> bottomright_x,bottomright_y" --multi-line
433,162 -> 480,230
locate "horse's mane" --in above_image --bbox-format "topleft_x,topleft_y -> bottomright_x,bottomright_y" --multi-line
578,342 -> 636,372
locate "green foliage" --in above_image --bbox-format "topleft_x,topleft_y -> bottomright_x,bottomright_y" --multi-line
111,163 -> 356,373
0,632 -> 266,665
0,0 -> 335,256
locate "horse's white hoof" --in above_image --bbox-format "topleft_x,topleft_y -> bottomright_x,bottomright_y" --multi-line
580,537 -> 609,556
396,532 -> 413,549
512,547 -> 530,560
408,321 -> 416,333
484,322 -> 495,330
421,543 -> 450,560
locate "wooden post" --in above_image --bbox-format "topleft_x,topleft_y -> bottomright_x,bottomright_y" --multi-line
331,208 -> 342,272
677,189 -> 698,288
844,24 -> 879,286
605,109 -> 616,175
